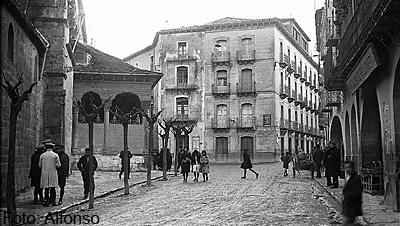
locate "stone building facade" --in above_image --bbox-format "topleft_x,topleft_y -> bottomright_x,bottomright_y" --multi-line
72,42 -> 162,170
316,0 -> 400,211
124,17 -> 321,163
1,0 -> 48,201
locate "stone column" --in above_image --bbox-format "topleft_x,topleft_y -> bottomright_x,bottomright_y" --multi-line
103,102 -> 111,155
71,105 -> 79,155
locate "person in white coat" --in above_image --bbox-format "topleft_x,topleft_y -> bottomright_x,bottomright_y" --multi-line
39,141 -> 61,206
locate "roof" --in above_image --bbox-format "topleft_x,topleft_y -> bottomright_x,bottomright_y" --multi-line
74,42 -> 162,76
123,17 -> 317,67
2,0 -> 49,53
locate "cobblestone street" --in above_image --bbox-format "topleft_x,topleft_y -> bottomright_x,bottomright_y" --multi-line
58,163 -> 341,225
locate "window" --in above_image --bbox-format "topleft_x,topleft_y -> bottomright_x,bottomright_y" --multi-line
293,28 -> 300,42
216,137 -> 228,154
280,42 -> 283,62
216,40 -> 227,51
288,108 -> 291,121
241,103 -> 253,126
281,105 -> 284,119
216,70 -> 227,86
217,104 -> 228,127
177,66 -> 188,85
241,38 -> 252,52
7,24 -> 14,61
176,97 -> 188,117
150,56 -> 154,71
178,42 -> 187,56
34,55 -> 39,82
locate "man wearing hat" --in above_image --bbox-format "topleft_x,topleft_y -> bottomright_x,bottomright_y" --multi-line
54,144 -> 69,205
39,141 -> 61,206
78,148 -> 98,199
28,144 -> 45,204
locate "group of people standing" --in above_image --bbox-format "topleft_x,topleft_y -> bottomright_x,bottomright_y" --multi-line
177,148 -> 210,182
28,139 -> 69,206
29,140 -> 98,207
279,142 -> 363,225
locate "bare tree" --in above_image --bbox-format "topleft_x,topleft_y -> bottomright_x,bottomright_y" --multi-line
137,103 -> 163,186
74,92 -> 110,209
1,73 -> 37,226
109,92 -> 141,195
157,119 -> 174,180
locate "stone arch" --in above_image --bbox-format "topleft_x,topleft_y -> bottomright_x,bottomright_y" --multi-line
360,87 -> 382,168
330,116 -> 344,161
392,57 -> 400,210
351,105 -> 359,168
345,111 -> 351,161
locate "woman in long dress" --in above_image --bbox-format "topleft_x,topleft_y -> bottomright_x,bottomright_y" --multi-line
240,149 -> 259,179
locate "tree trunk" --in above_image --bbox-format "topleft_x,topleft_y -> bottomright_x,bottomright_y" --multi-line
6,106 -> 19,226
88,120 -> 95,209
147,123 -> 154,186
123,122 -> 129,194
162,127 -> 170,180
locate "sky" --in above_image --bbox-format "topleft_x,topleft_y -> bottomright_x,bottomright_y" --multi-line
83,0 -> 325,59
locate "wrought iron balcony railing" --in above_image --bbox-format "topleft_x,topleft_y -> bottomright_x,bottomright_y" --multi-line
237,50 -> 256,62
212,83 -> 230,96
211,117 -> 231,129
236,116 -> 256,129
279,84 -> 289,99
237,82 -> 256,95
212,51 -> 230,63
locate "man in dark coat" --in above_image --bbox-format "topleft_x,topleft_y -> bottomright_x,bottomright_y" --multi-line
323,144 -> 333,186
78,148 -> 98,199
240,149 -> 259,179
313,145 -> 324,178
158,148 -> 164,170
55,145 -> 69,205
166,148 -> 172,171
28,144 -> 45,204
328,142 -> 341,188
119,149 -> 133,179
280,152 -> 291,177
342,160 -> 362,225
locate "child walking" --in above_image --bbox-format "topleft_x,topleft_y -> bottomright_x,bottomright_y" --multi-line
199,150 -> 210,182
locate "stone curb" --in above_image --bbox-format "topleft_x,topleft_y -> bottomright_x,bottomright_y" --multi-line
36,173 -> 174,222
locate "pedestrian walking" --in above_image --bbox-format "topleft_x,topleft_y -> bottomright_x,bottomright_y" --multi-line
180,148 -> 191,182
191,149 -> 201,182
77,148 -> 98,199
280,152 -> 291,177
119,149 -> 133,179
54,144 -> 69,205
166,148 -> 172,171
342,160 -> 363,225
240,149 -> 259,179
28,144 -> 45,204
325,142 -> 341,188
199,150 -> 209,182
312,145 -> 324,178
39,141 -> 61,206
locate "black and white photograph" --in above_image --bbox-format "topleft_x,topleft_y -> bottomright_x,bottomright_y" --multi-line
1,0 -> 400,225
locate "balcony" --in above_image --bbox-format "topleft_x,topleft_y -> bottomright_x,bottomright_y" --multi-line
294,66 -> 301,79
172,114 -> 198,123
280,118 -> 289,131
291,121 -> 299,132
305,100 -> 312,111
298,123 -> 304,133
294,94 -> 302,106
288,89 -> 296,102
165,79 -> 199,92
335,0 -> 396,81
237,82 -> 256,96
236,116 -> 256,130
325,90 -> 343,107
212,51 -> 230,65
165,53 -> 197,62
279,84 -> 289,99
299,98 -> 307,109
212,83 -> 230,97
211,117 -> 231,130
237,50 -> 256,63
310,83 -> 315,90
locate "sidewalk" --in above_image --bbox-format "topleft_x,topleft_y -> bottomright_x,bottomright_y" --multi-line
314,176 -> 400,225
0,169 -> 166,225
